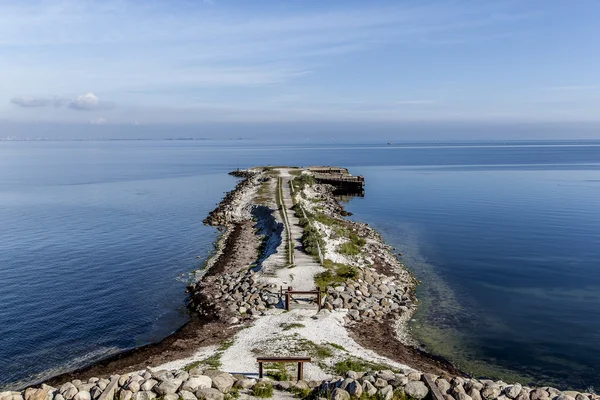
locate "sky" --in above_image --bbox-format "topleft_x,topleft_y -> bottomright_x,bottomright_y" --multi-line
1,0 -> 600,139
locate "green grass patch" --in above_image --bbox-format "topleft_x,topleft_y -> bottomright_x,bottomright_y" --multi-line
252,382 -> 274,398
280,322 -> 306,331
291,174 -> 316,192
334,358 -> 393,375
266,362 -> 292,381
300,225 -> 324,257
218,338 -> 235,351
337,232 -> 366,256
327,342 -> 347,351
315,261 -> 358,290
184,352 -> 223,371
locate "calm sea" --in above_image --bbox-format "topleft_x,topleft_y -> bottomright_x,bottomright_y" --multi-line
1,140 -> 599,390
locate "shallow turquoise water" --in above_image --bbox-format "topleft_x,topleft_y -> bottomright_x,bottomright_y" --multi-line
1,140 -> 600,389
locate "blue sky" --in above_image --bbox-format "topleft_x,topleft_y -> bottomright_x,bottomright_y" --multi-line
1,0 -> 600,131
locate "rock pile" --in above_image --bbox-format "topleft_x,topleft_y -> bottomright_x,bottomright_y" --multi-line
203,172 -> 261,226
322,267 -> 414,323
188,269 -> 281,323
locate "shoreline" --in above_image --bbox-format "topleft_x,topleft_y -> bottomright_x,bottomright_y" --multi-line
5,166 -> 598,400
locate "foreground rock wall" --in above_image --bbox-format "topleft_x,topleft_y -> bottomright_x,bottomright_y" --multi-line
5,366 -> 598,400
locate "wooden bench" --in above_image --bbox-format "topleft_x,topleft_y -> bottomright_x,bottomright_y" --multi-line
282,286 -> 322,311
257,357 -> 312,381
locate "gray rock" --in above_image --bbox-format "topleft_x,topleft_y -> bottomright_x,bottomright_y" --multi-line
24,388 -> 49,400
363,381 -> 377,397
55,395 -> 65,400
275,382 -> 292,391
208,373 -> 234,394
62,388 -> 78,400
374,378 -> 388,389
163,395 -> 179,400
177,390 -> 197,400
188,367 -> 204,377
482,385 -> 502,400
132,392 -> 156,400
155,379 -> 183,396
75,385 -> 94,394
458,394 -> 474,400
59,384 -> 76,397
531,390 -> 550,400
194,388 -> 224,400
405,381 -> 429,400
233,379 -> 256,390
118,391 -> 132,400
377,371 -> 396,382
331,388 -> 350,400
505,385 -> 523,399
175,372 -> 189,382
151,371 -> 173,382
437,379 -> 452,394
576,395 -> 589,400
126,382 -> 140,394
339,379 -> 354,391
378,386 -> 394,400
294,381 -> 311,391
347,381 -> 363,398
181,376 -> 212,392
90,387 -> 102,400
407,372 -> 422,381
346,371 -> 360,380
98,376 -> 120,400
555,396 -> 576,400
73,392 -> 91,400
140,381 -> 157,392
469,389 -> 483,400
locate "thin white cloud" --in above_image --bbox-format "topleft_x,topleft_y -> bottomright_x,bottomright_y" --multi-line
68,93 -> 114,111
10,93 -> 114,111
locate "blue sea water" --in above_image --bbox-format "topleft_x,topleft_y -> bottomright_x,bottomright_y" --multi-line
1,140 -> 600,390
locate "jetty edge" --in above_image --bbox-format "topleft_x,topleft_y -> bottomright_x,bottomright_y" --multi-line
4,166 -> 598,400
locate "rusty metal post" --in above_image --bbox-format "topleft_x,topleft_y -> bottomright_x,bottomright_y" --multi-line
298,362 -> 303,381
286,292 -> 290,311
317,291 -> 322,310
259,362 -> 263,378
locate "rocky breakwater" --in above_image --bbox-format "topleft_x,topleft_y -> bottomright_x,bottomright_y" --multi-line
8,366 -> 598,400
203,170 -> 262,227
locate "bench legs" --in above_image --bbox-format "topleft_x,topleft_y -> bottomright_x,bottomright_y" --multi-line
257,361 -> 304,381
297,362 -> 303,381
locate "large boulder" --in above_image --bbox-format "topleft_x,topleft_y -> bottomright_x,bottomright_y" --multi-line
505,385 -> 523,399
347,381 -> 363,398
73,392 -> 91,400
405,381 -> 429,400
233,379 -> 256,390
181,376 -> 212,392
155,379 -> 183,396
331,388 -> 350,400
363,381 -> 377,397
482,385 -> 502,400
140,380 -> 157,392
132,392 -> 156,400
195,388 -> 224,400
378,386 -> 394,400
177,391 -> 197,400
531,390 -> 550,400
205,372 -> 233,394
437,379 -> 452,394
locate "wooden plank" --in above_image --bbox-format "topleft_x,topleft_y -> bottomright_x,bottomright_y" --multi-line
257,357 -> 311,363
423,374 -> 445,400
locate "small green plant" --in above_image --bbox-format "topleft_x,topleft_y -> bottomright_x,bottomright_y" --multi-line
327,342 -> 346,351
290,386 -> 312,398
280,322 -> 306,331
266,362 -> 292,381
252,382 -> 274,398
224,388 -> 240,400
334,358 -> 391,375
218,338 -> 235,351
300,225 -> 324,257
314,262 -> 358,289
